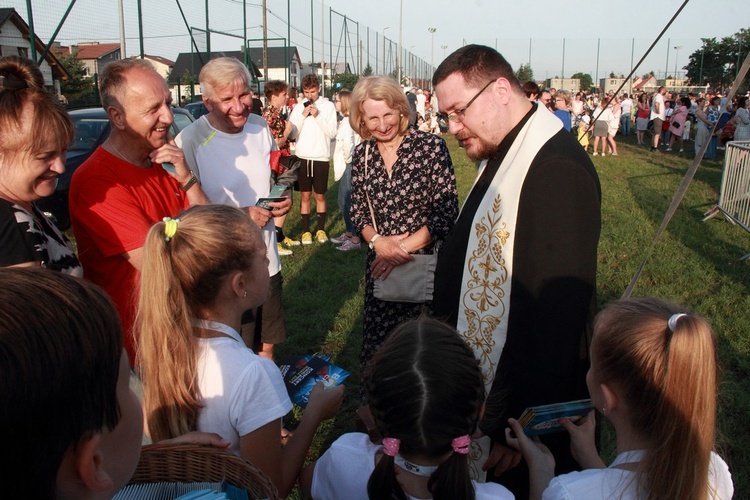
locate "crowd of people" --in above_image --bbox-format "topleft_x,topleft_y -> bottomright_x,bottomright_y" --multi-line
529,82 -> 750,159
0,46 -> 736,499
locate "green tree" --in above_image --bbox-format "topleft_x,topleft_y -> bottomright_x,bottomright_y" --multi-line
362,63 -> 373,76
514,63 -> 534,83
571,72 -> 593,91
686,29 -> 750,90
59,54 -> 98,106
332,72 -> 359,92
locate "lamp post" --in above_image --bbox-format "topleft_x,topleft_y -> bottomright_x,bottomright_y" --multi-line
428,27 -> 436,90
382,27 -> 390,75
441,44 -> 448,59
397,0 -> 403,84
673,45 -> 682,84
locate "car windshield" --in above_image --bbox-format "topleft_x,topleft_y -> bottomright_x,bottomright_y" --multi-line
69,118 -> 109,152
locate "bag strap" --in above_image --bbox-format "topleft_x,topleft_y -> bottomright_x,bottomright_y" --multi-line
364,142 -> 378,233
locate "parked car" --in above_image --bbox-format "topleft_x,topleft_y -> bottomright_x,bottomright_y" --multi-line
36,107 -> 195,230
184,101 -> 209,120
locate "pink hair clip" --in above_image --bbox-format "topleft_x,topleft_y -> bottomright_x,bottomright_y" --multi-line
451,435 -> 471,454
382,437 -> 401,457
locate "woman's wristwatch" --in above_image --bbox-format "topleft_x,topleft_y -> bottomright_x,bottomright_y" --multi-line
368,234 -> 381,250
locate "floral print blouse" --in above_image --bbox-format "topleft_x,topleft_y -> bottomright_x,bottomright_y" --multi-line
350,128 -> 458,255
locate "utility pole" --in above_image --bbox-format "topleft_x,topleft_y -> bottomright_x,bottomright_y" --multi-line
428,27 -> 436,90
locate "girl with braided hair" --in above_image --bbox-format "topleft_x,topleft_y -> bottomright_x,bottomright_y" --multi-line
300,317 -> 513,499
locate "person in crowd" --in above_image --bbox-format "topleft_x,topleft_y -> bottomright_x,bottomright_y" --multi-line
553,90 -> 572,132
331,89 -> 362,251
662,100 -> 675,147
288,74 -> 338,243
606,96 -> 621,156
300,317 -> 514,500
538,89 -> 553,111
667,96 -> 691,152
349,75 -> 458,371
137,204 -> 343,498
416,88 -> 427,119
0,56 -> 81,275
619,93 -> 633,136
733,96 -> 750,141
69,59 -> 210,363
570,92 -> 585,129
694,97 -> 712,155
577,110 -> 591,153
0,267 -> 235,499
176,57 -> 292,361
650,86 -> 667,152
0,267 -> 143,499
635,92 -> 651,145
704,95 -> 722,159
287,87 -> 298,109
263,79 -> 299,256
591,98 -> 614,156
523,81 -> 540,101
506,297 -> 734,500
405,87 -> 419,125
432,45 -> 600,497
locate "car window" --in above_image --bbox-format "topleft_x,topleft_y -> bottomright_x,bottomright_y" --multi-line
69,118 -> 109,152
171,113 -> 193,136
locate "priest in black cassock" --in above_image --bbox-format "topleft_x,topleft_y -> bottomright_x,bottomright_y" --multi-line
432,45 -> 601,498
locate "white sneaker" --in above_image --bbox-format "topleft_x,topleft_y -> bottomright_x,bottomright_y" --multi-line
593,152 -> 599,156
336,240 -> 361,251
330,233 -> 350,244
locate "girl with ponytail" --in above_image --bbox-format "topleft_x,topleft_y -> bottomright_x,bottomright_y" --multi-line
300,317 -> 513,499
506,297 -> 734,499
137,204 -> 343,498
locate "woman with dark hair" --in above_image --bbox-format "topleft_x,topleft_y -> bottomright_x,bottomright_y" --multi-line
301,317 -> 513,499
348,76 -> 458,370
734,96 -> 750,141
635,93 -> 650,145
507,297 -> 733,499
704,96 -> 722,159
667,96 -> 691,152
0,56 -> 80,274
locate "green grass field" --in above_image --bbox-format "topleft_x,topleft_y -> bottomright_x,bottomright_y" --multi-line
275,131 -> 750,496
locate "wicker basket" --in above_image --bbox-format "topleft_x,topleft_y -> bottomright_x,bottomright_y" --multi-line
128,443 -> 280,499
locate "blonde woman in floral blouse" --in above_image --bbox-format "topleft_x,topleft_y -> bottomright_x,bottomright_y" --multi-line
349,76 -> 458,371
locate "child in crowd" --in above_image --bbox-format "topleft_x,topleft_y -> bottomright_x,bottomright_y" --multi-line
506,297 -> 734,500
0,267 -> 234,498
300,317 -> 514,499
577,110 -> 591,153
0,267 -> 142,498
331,89 -> 362,251
137,204 -> 343,498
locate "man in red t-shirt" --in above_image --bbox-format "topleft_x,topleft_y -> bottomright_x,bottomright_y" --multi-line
70,59 -> 210,363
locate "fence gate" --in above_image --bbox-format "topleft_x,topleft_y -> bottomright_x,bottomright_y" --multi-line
703,140 -> 750,261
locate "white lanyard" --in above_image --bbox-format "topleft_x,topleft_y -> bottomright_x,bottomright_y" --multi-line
191,319 -> 243,343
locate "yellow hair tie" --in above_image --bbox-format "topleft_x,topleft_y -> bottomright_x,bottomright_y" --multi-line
163,217 -> 179,241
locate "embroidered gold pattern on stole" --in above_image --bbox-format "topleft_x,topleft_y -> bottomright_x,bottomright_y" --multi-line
460,194 -> 509,384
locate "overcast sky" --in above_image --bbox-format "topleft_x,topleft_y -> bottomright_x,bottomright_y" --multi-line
8,0 -> 749,82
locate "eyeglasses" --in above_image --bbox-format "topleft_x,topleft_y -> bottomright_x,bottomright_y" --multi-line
439,80 -> 495,123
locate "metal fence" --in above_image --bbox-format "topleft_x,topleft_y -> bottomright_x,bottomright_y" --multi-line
1,0 -> 734,91
704,140 -> 750,260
